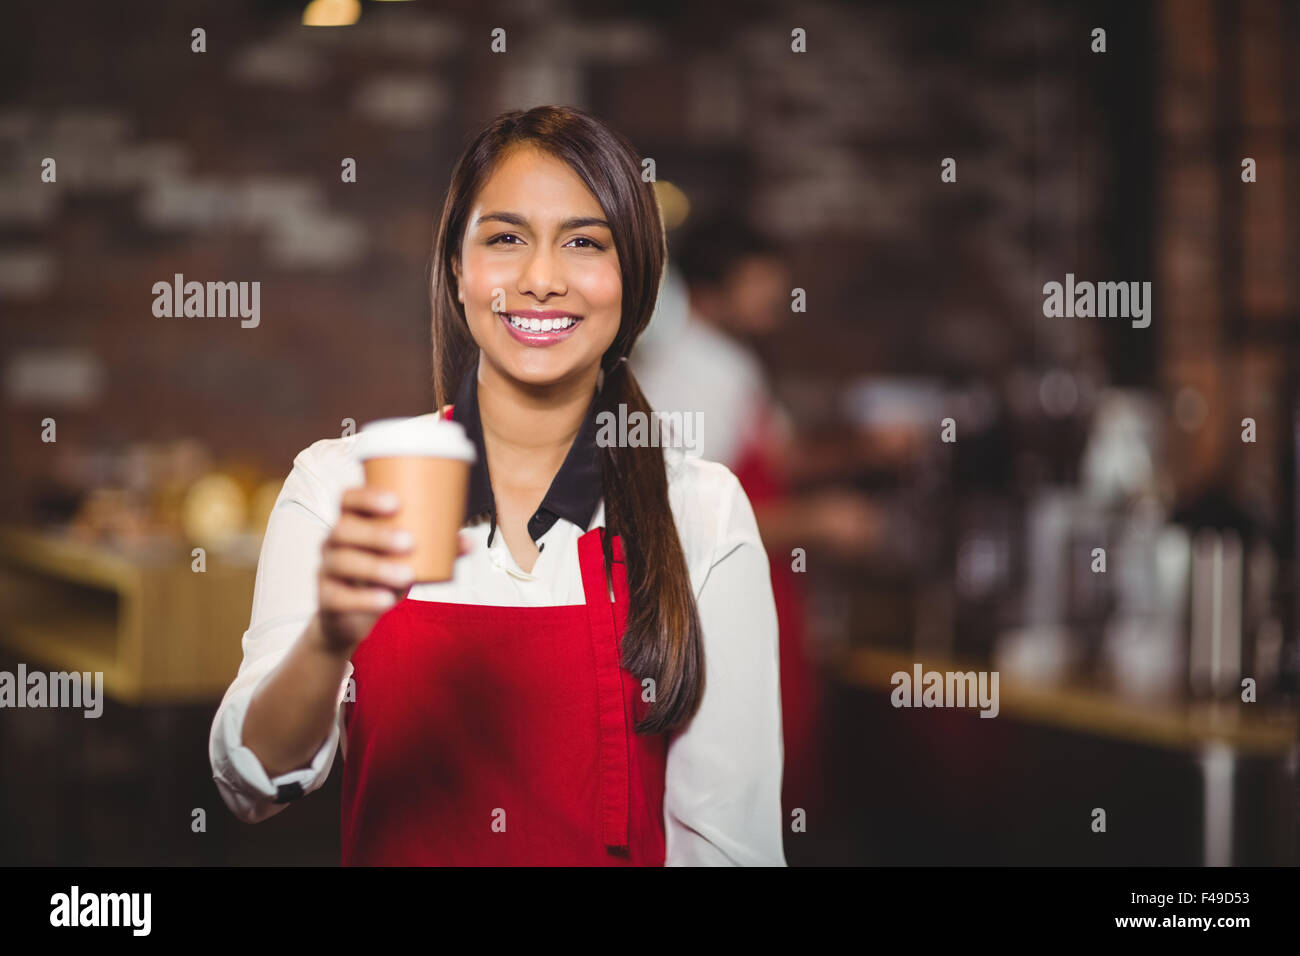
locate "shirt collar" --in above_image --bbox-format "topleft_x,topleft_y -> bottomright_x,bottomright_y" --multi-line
450,357 -> 607,545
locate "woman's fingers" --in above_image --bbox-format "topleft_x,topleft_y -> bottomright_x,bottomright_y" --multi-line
340,486 -> 403,517
322,546 -> 415,590
315,510 -> 475,653
329,512 -> 414,556
319,576 -> 401,613
322,493 -> 472,636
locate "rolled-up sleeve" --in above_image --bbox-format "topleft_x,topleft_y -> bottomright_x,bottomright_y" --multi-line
208,455 -> 351,823
663,471 -> 787,865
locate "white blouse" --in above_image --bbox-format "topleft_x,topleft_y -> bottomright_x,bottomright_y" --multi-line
208,428 -> 787,866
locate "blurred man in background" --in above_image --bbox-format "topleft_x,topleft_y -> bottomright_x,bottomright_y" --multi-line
633,218 -> 899,858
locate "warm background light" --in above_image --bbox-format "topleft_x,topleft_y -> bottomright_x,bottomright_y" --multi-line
653,180 -> 690,232
302,0 -> 360,27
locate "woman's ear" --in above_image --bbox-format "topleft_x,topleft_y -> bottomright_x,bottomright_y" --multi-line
451,256 -> 464,304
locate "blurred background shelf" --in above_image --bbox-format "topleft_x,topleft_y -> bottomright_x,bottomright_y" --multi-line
833,644 -> 1300,756
0,525 -> 255,704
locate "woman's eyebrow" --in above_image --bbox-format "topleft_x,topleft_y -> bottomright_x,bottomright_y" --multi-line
475,211 -> 610,231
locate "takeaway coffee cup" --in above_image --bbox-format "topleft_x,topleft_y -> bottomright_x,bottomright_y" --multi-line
355,415 -> 476,582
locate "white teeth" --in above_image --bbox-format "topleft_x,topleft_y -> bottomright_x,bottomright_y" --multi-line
506,314 -> 577,332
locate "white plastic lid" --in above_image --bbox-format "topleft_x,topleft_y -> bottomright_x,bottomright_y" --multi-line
355,415 -> 476,462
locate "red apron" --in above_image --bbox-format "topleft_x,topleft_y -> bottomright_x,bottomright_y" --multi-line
340,505 -> 667,865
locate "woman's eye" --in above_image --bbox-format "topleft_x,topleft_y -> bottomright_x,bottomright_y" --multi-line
486,234 -> 603,250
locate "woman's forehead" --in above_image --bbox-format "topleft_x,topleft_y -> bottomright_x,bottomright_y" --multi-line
473,147 -> 604,220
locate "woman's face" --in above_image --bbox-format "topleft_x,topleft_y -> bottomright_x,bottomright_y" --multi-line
453,145 -> 622,390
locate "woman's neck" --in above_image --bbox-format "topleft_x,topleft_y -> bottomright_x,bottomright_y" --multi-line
475,357 -> 599,487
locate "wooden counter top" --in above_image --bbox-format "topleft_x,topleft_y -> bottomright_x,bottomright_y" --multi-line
0,524 -> 256,704
831,644 -> 1300,756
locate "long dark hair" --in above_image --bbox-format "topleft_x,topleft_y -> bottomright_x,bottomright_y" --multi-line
428,105 -> 703,735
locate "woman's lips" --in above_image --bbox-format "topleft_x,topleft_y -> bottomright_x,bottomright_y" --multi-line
497,310 -> 583,347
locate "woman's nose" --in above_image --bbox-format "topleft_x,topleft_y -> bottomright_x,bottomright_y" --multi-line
518,246 -> 565,298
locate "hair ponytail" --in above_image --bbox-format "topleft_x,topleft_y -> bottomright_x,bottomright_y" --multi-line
597,354 -> 705,734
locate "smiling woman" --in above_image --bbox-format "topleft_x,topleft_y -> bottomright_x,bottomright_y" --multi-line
430,112 -> 690,688
463,198 -> 606,348
212,105 -> 786,867
449,143 -> 624,390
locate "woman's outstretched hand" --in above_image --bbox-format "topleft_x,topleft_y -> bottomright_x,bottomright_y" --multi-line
315,487 -> 472,656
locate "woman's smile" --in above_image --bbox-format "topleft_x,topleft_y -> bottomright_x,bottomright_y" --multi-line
497,307 -> 584,346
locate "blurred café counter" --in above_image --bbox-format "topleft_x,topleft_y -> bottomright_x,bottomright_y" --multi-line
0,437 -> 276,703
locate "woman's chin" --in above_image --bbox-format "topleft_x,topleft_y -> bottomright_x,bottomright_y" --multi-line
494,353 -> 590,390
